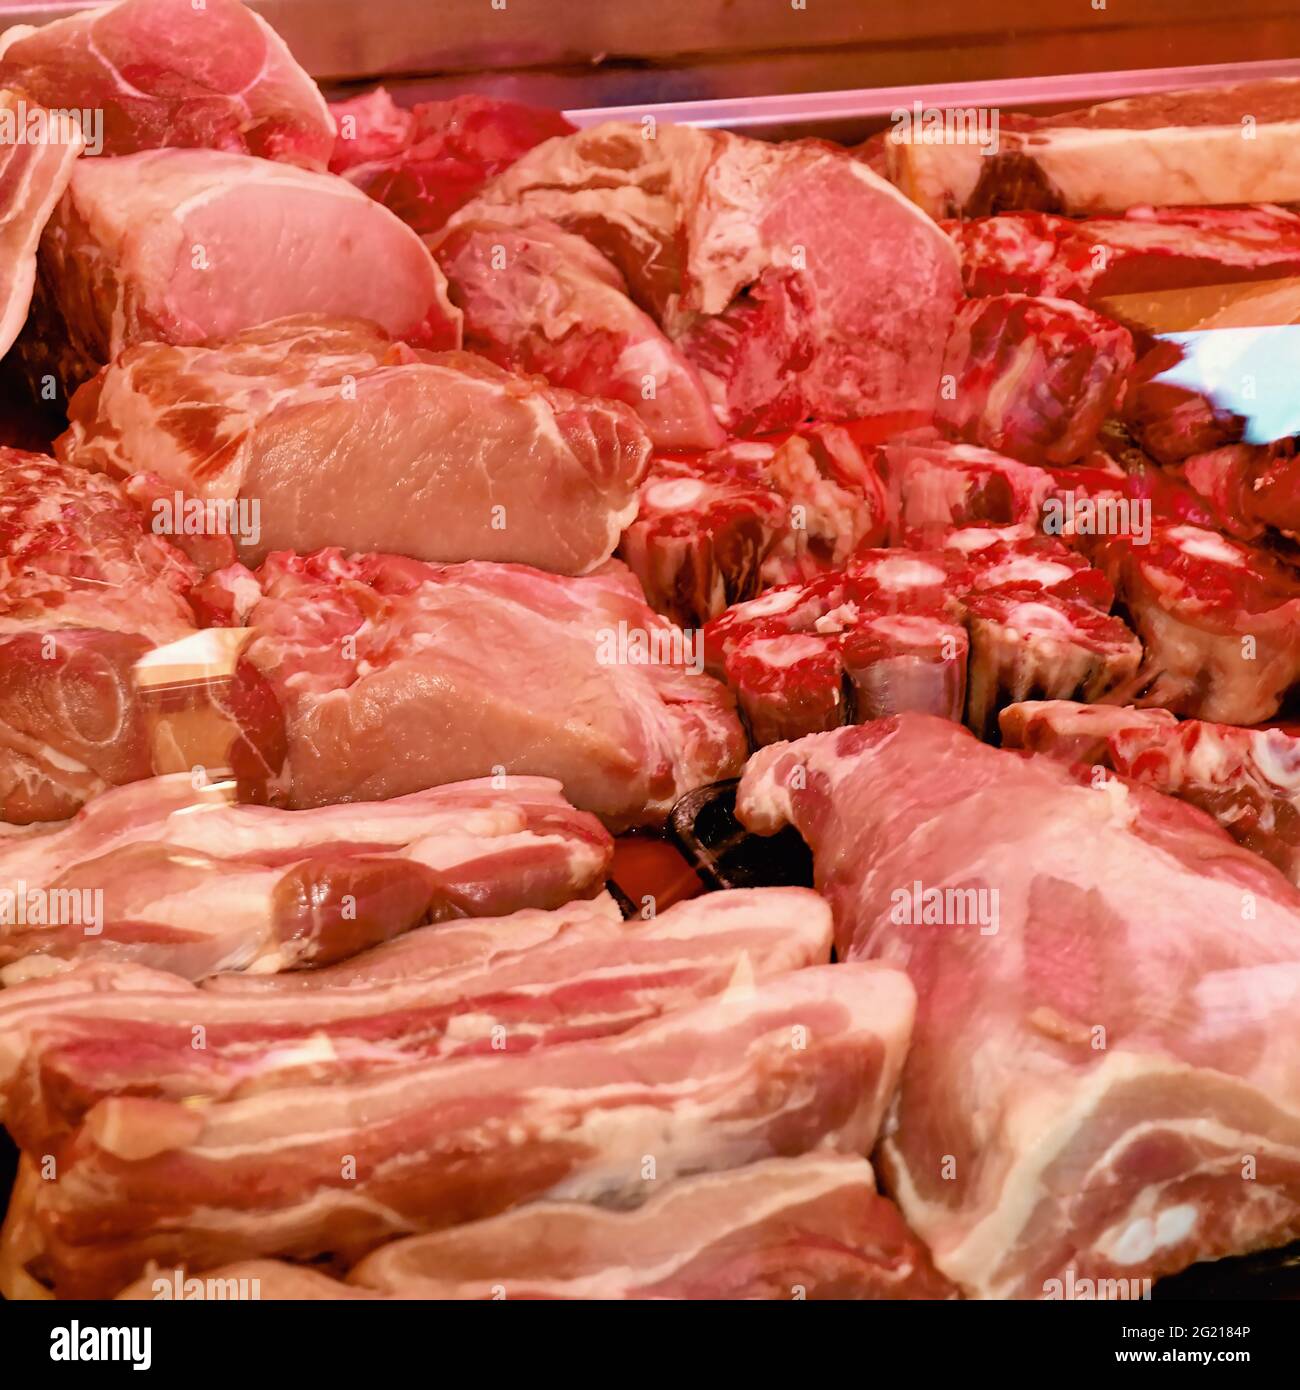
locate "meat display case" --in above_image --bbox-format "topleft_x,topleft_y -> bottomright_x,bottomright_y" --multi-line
2,0 -> 1300,1326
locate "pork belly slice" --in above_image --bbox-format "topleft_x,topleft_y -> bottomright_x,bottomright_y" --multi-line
934,295 -> 1135,467
26,148 -> 460,393
435,219 -> 723,450
737,714 -> 1300,1299
58,315 -> 650,573
0,0 -> 334,168
455,121 -> 961,431
0,772 -> 612,985
0,89 -> 82,360
330,90 -> 572,235
342,1155 -> 954,1300
1002,699 -> 1300,884
196,550 -> 746,828
891,79 -> 1300,217
0,888 -> 832,1148
21,961 -> 914,1298
963,589 -> 1141,740
1098,524 -> 1300,724
949,205 -> 1300,304
117,1258 -> 379,1300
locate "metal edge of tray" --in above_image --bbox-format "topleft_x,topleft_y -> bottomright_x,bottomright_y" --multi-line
562,56 -> 1300,133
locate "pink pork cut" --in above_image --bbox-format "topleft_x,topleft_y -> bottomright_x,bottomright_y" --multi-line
13,961 -> 915,1298
737,713 -> 1300,1298
26,148 -> 461,392
0,449 -> 206,824
329,89 -> 573,235
934,295 -> 1136,466
1002,699 -> 1300,885
949,205 -> 1300,304
1097,523 -> 1300,724
0,887 -> 831,1149
434,218 -> 724,449
58,315 -> 650,573
890,79 -> 1300,217
0,89 -> 82,360
0,0 -> 334,168
344,1156 -> 957,1300
194,549 -> 747,829
0,773 -> 611,986
456,121 -> 961,432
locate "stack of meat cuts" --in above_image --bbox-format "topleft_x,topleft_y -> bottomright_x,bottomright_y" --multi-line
3,0 -> 1300,1308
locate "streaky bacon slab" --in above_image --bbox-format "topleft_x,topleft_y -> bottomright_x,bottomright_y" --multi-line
0,888 -> 832,1149
23,962 -> 915,1298
737,714 -> 1300,1298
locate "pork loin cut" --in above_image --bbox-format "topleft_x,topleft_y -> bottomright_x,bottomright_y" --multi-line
27,148 -> 460,392
935,295 -> 1135,466
0,0 -> 334,168
1098,523 -> 1300,724
737,713 -> 1300,1298
892,79 -> 1300,217
0,887 -> 831,1149
58,315 -> 650,573
344,1156 -> 955,1300
0,773 -> 611,986
950,205 -> 1300,304
195,549 -> 746,829
329,89 -> 573,235
457,121 -> 961,431
19,962 -> 914,1297
434,218 -> 724,449
1002,698 -> 1300,885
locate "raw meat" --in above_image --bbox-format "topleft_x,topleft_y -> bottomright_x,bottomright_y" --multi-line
1098,523 -> 1300,723
116,1259 -> 380,1300
16,962 -> 914,1297
434,218 -> 724,449
1002,699 -> 1300,884
0,90 -> 82,360
58,315 -> 650,573
0,0 -> 334,168
620,426 -> 890,629
1179,441 -> 1300,542
891,79 -> 1300,217
0,450 -> 203,823
0,773 -> 611,986
949,205 -> 1300,304
934,295 -> 1135,466
456,121 -> 961,431
0,887 -> 832,1149
737,713 -> 1300,1298
346,1156 -> 956,1299
329,89 -> 573,235
194,549 -> 747,828
26,148 -> 460,392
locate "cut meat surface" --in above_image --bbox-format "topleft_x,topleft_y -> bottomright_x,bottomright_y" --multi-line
347,1156 -> 957,1300
0,0 -> 334,168
116,1259 -> 380,1300
434,218 -> 724,449
1002,699 -> 1300,885
58,315 -> 650,573
0,89 -> 82,361
0,887 -> 832,1149
27,148 -> 460,392
935,295 -> 1135,466
19,962 -> 914,1297
737,714 -> 1300,1298
458,121 -> 961,430
950,205 -> 1300,304
195,550 -> 746,828
330,89 -> 573,235
891,80 -> 1300,217
1098,523 -> 1300,724
0,773 -> 611,986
